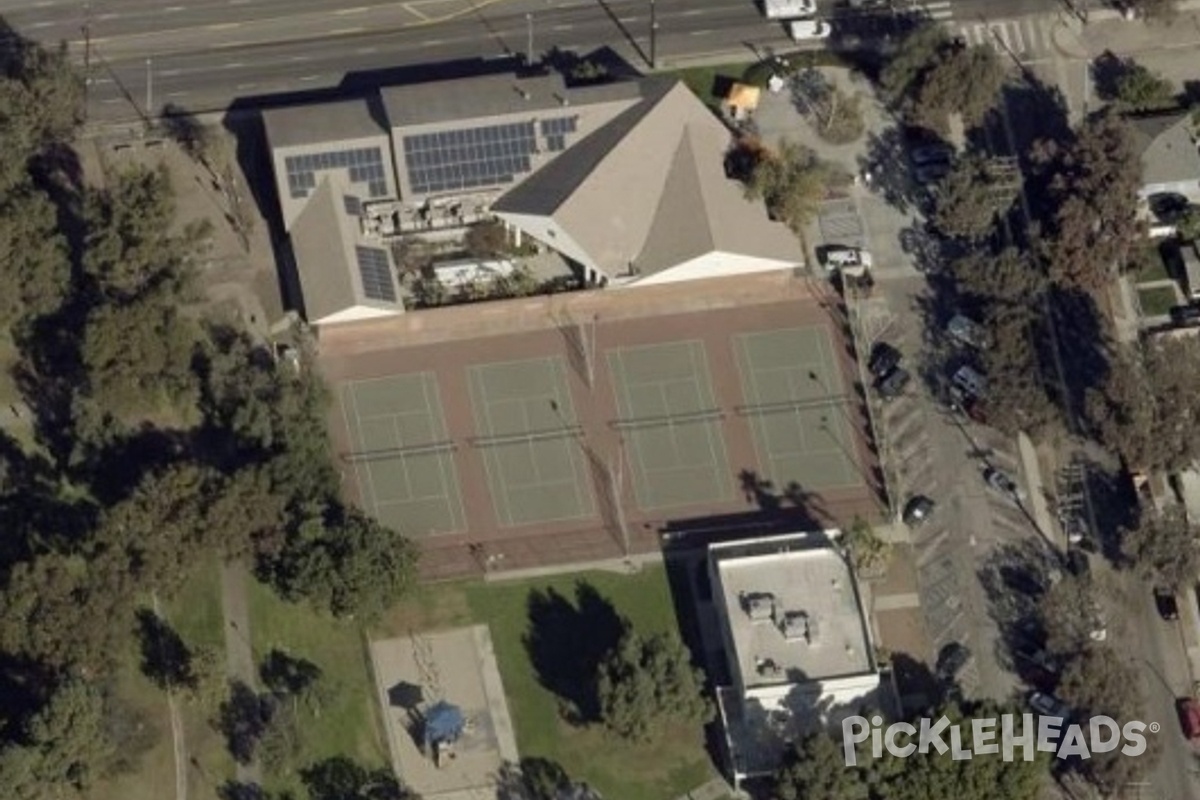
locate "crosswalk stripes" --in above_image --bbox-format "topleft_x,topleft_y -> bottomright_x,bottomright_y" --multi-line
948,16 -> 1055,61
918,1 -> 954,21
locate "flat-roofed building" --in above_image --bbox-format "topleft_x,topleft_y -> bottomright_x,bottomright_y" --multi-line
708,532 -> 881,788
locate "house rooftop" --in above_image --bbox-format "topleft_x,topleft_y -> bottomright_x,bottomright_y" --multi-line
1128,111 -> 1200,189
262,96 -> 388,149
380,71 -> 644,129
713,537 -> 873,692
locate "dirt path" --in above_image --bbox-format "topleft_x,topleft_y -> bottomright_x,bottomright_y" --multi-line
220,562 -> 263,787
152,594 -> 188,800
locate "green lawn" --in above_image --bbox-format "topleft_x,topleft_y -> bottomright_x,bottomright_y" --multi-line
1134,256 -> 1171,283
380,567 -> 714,800
667,62 -> 754,110
247,579 -> 389,795
1138,284 -> 1180,317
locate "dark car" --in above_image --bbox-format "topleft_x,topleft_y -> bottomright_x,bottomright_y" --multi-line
868,342 -> 902,379
902,495 -> 935,526
1154,587 -> 1180,621
983,466 -> 1025,500
911,143 -> 954,167
1065,548 -> 1090,578
876,367 -> 911,400
1150,192 -> 1190,224
1171,304 -> 1200,326
936,642 -> 972,682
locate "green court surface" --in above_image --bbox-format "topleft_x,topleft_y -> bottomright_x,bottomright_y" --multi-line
342,373 -> 466,536
608,341 -> 733,511
735,327 -> 863,491
468,357 -> 596,527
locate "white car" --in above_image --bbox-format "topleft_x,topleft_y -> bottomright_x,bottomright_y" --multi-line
787,17 -> 832,41
821,246 -> 873,271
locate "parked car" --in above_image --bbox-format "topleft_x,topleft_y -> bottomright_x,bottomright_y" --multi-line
787,17 -> 832,40
936,642 -> 972,681
902,495 -> 935,526
1171,304 -> 1200,326
876,366 -> 911,400
1178,697 -> 1200,740
1065,548 -> 1090,578
946,314 -> 993,350
983,466 -> 1025,500
868,342 -> 902,379
820,245 -> 873,270
1149,192 -> 1190,224
910,143 -> 954,166
1155,587 -> 1180,621
951,365 -> 988,399
1029,691 -> 1071,720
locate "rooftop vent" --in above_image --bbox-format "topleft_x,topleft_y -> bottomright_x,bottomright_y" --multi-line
755,657 -> 782,679
741,592 -> 776,622
780,611 -> 809,642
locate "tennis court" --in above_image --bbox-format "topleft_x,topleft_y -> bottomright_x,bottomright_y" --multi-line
341,373 -> 466,536
608,341 -> 734,511
735,327 -> 863,491
467,357 -> 596,527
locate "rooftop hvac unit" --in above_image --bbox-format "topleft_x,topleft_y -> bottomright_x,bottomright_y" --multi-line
755,657 -> 782,678
742,592 -> 776,622
780,611 -> 808,642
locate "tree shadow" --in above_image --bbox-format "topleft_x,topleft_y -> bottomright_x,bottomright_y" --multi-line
215,680 -> 269,765
857,125 -> 919,214
495,757 -> 597,800
1079,456 -> 1138,565
259,648 -> 321,698
976,539 -> 1061,690
135,608 -> 194,691
1047,284 -> 1112,424
523,581 -> 628,724
1090,50 -> 1129,103
217,781 -> 268,800
890,652 -> 939,716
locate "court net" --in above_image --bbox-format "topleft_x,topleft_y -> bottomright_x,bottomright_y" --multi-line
610,408 -> 724,430
341,440 -> 458,462
468,425 -> 584,448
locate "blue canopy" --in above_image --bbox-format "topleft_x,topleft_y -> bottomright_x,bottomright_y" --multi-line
424,701 -> 466,749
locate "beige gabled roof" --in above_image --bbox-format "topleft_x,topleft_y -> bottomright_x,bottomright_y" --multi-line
1128,111 -> 1200,188
493,80 -> 801,276
290,176 -> 401,324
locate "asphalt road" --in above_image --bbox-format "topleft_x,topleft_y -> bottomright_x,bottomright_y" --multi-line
0,0 -> 1062,122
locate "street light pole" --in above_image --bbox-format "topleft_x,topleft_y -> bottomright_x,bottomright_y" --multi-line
649,0 -> 658,69
145,57 -> 153,120
525,13 -> 534,65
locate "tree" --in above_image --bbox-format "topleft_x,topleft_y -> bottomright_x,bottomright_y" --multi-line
136,608 -> 196,691
0,40 -> 83,193
976,307 -> 1058,436
745,140 -> 845,236
791,70 -> 865,145
840,517 -> 891,576
301,756 -> 420,800
776,731 -> 868,800
1038,574 -> 1102,657
79,286 -> 200,424
265,504 -> 418,619
1086,336 -> 1200,471
0,678 -> 116,799
595,630 -> 711,741
411,275 -> 448,308
950,247 -> 1045,307
932,157 -> 1021,240
464,220 -> 510,259
879,22 -> 951,106
1123,506 -> 1200,590
1113,62 -> 1177,111
912,44 -> 1007,132
1031,112 -> 1143,292
0,187 -> 71,329
82,164 -> 208,302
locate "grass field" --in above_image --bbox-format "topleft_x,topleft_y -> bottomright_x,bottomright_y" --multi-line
378,568 -> 714,800
669,62 -> 754,111
1135,257 -> 1171,284
1137,284 -> 1180,317
247,579 -> 389,795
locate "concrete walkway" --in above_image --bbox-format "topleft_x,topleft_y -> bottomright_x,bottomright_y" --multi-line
1017,432 -> 1059,551
220,561 -> 263,787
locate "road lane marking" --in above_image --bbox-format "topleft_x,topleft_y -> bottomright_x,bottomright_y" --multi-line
164,6 -> 186,12
328,27 -> 365,35
552,23 -> 573,30
166,90 -> 190,97
28,21 -> 54,29
688,29 -> 712,36
298,74 -> 321,81
421,39 -> 444,46
236,82 -> 257,89
160,68 -> 183,76
215,40 -> 248,48
102,98 -> 123,104
223,62 -> 245,68
335,6 -> 369,13
403,3 -> 429,20
96,12 -> 120,20
289,55 -> 312,61
681,8 -> 703,15
355,46 -> 378,54
207,22 -> 241,30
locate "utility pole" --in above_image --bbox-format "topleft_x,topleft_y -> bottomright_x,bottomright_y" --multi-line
145,57 -> 153,121
525,13 -> 534,65
649,0 -> 658,69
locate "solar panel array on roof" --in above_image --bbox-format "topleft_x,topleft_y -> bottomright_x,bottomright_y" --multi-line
540,115 -> 578,153
402,122 -> 538,195
343,195 -> 362,217
355,245 -> 397,302
285,147 -> 388,200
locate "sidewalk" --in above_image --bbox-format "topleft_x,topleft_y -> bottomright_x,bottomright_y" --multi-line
1017,432 -> 1061,551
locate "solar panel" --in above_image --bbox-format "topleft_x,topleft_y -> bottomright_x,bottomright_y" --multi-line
343,195 -> 361,216
355,246 -> 397,302
402,121 -> 539,195
284,147 -> 387,200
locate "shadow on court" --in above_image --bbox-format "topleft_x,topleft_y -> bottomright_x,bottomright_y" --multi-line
523,582 -> 629,725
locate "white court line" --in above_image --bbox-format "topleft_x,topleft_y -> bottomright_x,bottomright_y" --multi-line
342,384 -> 380,520
609,350 -> 653,510
549,359 -> 592,516
734,334 -> 774,478
686,341 -> 722,479
473,368 -> 511,527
